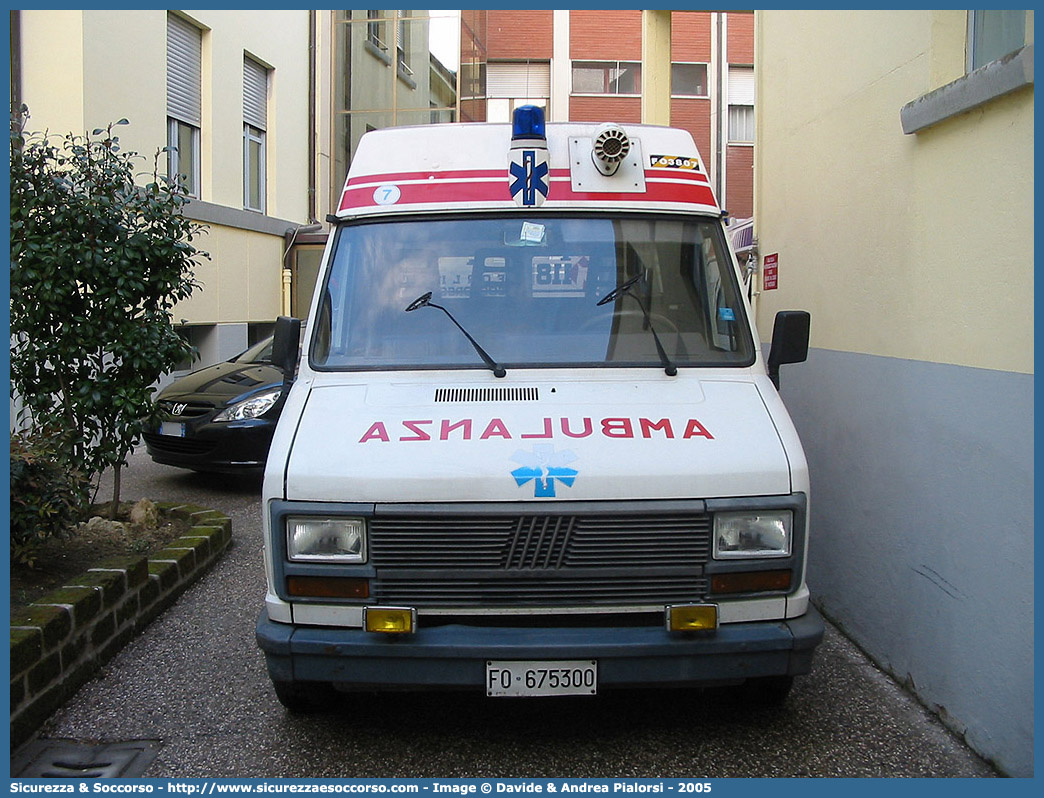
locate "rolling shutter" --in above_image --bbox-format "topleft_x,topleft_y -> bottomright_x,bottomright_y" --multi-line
244,56 -> 268,130
167,14 -> 201,125
487,62 -> 550,99
727,65 -> 755,106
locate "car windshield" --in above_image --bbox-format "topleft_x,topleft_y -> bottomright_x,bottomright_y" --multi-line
235,337 -> 274,364
311,214 -> 754,371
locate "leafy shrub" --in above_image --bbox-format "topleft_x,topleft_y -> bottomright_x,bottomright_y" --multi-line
10,107 -> 204,513
10,434 -> 90,565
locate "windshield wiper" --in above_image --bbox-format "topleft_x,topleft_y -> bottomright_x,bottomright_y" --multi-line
405,292 -> 507,378
596,275 -> 678,376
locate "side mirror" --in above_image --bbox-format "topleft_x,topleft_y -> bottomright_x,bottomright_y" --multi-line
272,316 -> 302,381
766,310 -> 810,390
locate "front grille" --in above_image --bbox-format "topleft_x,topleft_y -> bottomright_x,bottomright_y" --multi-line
142,432 -> 214,456
373,574 -> 708,607
370,513 -> 711,569
157,400 -> 213,419
368,508 -> 711,607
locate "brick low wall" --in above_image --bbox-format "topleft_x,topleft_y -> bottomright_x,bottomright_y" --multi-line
9,503 -> 232,749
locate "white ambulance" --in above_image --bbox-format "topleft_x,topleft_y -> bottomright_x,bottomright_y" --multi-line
256,107 -> 822,711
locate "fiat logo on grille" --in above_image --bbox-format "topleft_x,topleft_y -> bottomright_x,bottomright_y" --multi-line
170,403 -> 188,417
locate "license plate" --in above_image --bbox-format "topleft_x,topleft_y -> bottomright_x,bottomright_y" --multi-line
486,660 -> 597,697
159,421 -> 186,437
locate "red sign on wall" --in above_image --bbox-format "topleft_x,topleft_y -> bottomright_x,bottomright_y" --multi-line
763,253 -> 778,291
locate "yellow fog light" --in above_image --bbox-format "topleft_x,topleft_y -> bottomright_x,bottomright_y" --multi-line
666,604 -> 718,632
364,607 -> 417,634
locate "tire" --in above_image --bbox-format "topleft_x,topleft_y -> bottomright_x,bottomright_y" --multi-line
272,680 -> 334,714
739,675 -> 794,707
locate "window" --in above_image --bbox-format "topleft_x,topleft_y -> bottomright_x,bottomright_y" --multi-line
900,9 -> 1032,134
727,65 -> 754,144
243,56 -> 268,213
366,10 -> 387,51
486,62 -> 551,123
166,14 -> 201,197
671,63 -> 708,97
168,120 -> 200,197
968,10 -> 1027,71
572,61 -> 642,95
397,10 -> 413,76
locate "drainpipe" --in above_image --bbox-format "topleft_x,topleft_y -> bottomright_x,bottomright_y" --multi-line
10,10 -> 21,124
308,10 -> 317,224
714,12 -> 725,207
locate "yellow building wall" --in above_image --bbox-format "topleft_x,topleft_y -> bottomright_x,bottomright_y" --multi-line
18,9 -> 313,328
19,11 -> 85,136
179,229 -> 283,325
754,10 -> 1033,375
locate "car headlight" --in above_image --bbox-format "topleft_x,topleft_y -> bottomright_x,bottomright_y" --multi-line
213,387 -> 282,422
287,516 -> 367,563
713,510 -> 792,559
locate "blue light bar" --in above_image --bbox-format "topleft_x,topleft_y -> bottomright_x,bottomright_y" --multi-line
512,105 -> 546,140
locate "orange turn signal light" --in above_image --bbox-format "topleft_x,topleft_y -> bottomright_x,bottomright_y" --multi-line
710,569 -> 792,595
287,576 -> 370,599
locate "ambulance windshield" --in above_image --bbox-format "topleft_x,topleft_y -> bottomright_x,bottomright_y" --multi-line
311,215 -> 755,371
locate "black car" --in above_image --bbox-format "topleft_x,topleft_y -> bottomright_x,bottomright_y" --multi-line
143,337 -> 286,473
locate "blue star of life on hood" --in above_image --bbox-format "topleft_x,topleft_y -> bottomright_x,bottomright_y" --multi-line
510,444 -> 578,498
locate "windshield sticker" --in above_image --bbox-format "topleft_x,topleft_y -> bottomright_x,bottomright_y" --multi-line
511,445 -> 578,498
649,155 -> 700,171
521,221 -> 546,243
373,185 -> 401,205
358,417 -> 715,444
718,307 -> 735,321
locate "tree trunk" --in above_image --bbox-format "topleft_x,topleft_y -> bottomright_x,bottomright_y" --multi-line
109,462 -> 122,521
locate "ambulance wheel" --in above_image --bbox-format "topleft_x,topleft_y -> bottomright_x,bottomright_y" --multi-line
739,675 -> 794,707
272,680 -> 334,713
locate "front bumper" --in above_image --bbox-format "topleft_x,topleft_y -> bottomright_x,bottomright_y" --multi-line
256,605 -> 824,690
143,419 -> 275,472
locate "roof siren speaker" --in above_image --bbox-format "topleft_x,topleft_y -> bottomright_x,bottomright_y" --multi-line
591,123 -> 631,176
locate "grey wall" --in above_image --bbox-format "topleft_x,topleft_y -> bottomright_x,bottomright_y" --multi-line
779,347 -> 1034,777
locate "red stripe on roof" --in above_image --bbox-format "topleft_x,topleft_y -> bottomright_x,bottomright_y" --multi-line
345,167 -> 710,188
339,170 -> 716,212
345,168 -> 505,187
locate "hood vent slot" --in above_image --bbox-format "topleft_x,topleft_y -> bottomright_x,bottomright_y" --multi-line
435,387 -> 539,403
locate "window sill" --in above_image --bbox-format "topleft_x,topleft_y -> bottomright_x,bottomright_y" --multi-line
397,66 -> 417,91
364,39 -> 391,66
900,43 -> 1033,134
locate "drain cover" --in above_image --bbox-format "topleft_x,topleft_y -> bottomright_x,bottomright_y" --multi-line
11,739 -> 161,778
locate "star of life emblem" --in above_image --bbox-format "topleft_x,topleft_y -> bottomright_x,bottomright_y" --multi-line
510,444 -> 578,498
509,148 -> 550,207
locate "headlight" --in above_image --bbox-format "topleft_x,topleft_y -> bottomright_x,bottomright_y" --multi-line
713,510 -> 792,559
287,516 -> 367,563
214,387 -> 282,422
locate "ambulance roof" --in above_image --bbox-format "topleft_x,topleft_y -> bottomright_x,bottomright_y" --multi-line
336,121 -> 721,220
